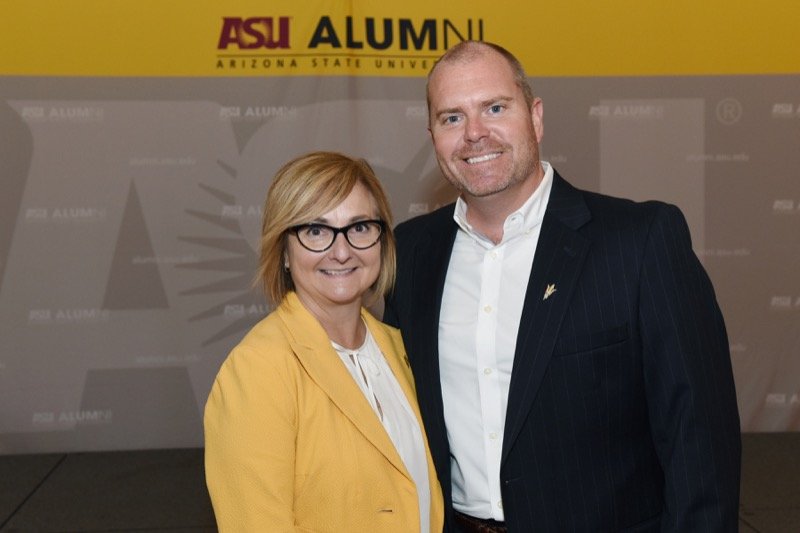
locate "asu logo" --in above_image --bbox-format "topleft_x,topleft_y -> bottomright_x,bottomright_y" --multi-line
218,17 -> 290,49
217,15 -> 485,52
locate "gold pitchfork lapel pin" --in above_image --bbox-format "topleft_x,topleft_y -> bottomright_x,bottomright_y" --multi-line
543,283 -> 557,300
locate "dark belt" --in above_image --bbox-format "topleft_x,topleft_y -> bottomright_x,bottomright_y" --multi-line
453,510 -> 507,533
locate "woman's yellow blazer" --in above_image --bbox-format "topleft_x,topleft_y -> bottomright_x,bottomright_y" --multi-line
204,292 -> 444,532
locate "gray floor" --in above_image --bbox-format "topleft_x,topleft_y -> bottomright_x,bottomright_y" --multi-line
0,433 -> 797,532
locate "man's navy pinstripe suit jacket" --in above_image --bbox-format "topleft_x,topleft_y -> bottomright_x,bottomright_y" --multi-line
384,171 -> 741,532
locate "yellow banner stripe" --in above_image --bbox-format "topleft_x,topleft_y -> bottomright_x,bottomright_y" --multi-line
2,0 -> 799,77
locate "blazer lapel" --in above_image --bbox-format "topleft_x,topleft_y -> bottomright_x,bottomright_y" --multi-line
502,173 -> 592,462
364,312 -> 416,407
405,209 -> 458,434
365,311 -> 433,452
367,310 -> 444,525
277,293 -> 409,478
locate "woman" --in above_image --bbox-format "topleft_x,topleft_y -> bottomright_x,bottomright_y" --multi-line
204,151 -> 443,532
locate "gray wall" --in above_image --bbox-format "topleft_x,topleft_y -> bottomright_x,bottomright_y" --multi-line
0,74 -> 798,453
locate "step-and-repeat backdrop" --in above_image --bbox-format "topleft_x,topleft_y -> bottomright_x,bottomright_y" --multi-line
1,1 -> 798,453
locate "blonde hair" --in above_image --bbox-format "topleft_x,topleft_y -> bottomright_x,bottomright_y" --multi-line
257,151 -> 396,305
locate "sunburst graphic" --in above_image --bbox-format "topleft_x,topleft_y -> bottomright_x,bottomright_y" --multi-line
177,159 -> 267,347
372,143 -> 457,218
177,135 -> 455,347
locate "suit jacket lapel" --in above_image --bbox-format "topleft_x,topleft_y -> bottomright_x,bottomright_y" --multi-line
502,173 -> 592,462
406,209 -> 458,417
401,207 -> 459,477
277,293 -> 409,479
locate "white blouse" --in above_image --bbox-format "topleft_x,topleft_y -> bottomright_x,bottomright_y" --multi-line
332,327 -> 430,533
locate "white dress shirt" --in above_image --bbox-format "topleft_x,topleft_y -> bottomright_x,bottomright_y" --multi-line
439,162 -> 553,520
332,326 -> 431,533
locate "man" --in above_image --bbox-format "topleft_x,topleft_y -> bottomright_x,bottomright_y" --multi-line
384,41 -> 741,532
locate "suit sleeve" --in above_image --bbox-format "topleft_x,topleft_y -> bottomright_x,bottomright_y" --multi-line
383,222 -> 409,330
383,292 -> 400,328
204,345 -> 302,532
638,204 -> 741,532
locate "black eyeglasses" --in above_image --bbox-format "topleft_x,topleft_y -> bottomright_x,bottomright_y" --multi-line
290,220 -> 385,252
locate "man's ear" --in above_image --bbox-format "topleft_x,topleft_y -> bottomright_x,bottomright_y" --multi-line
531,97 -> 544,143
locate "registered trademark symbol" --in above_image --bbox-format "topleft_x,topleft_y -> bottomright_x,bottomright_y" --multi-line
716,98 -> 742,125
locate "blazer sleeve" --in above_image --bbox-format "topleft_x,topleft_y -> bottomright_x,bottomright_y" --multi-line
638,204 -> 741,532
204,344 -> 301,533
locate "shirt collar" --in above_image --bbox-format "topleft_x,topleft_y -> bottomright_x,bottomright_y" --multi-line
453,161 -> 554,247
